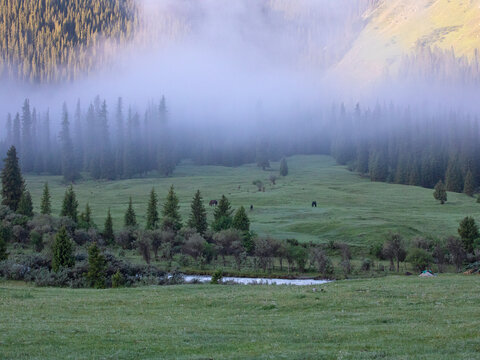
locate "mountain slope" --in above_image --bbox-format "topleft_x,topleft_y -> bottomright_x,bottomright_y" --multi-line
335,0 -> 480,85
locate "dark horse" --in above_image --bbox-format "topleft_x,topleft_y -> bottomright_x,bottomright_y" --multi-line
209,200 -> 218,206
312,201 -> 317,208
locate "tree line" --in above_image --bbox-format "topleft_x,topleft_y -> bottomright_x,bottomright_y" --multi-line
1,97 -> 480,195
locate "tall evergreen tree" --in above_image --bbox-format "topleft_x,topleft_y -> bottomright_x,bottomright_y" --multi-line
464,170 -> 475,196
213,195 -> 234,231
60,103 -> 79,183
146,188 -> 159,230
433,180 -> 447,204
86,242 -> 106,289
60,186 -> 78,223
40,182 -> 52,215
51,227 -> 75,272
162,185 -> 182,231
21,99 -> 33,172
1,146 -> 25,211
17,190 -> 33,217
232,206 -> 250,232
79,203 -> 95,229
103,209 -> 115,245
445,156 -> 463,193
279,158 -> 289,176
188,190 -> 208,235
124,197 -> 137,228
458,216 -> 479,253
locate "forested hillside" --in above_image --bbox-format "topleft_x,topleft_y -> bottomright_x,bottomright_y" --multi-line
0,0 -> 137,82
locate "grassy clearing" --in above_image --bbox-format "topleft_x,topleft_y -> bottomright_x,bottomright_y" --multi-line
1,275 -> 480,359
25,155 -> 478,248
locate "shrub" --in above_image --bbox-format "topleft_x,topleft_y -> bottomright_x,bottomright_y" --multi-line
12,225 -> 29,243
211,269 -> 223,284
30,231 -> 44,252
112,270 -> 125,288
115,228 -> 136,250
361,258 -> 373,271
407,248 -> 434,272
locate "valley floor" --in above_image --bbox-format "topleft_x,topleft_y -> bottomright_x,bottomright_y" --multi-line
25,155 -> 480,247
1,275 -> 480,359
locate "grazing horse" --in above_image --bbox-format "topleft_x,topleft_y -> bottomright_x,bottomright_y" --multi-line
312,201 -> 317,208
209,200 -> 218,207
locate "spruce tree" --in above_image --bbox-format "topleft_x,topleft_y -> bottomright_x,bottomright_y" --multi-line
146,188 -> 159,230
79,203 -> 95,229
188,190 -> 208,235
60,186 -> 78,222
51,226 -> 75,272
17,190 -> 33,217
162,185 -> 182,231
60,103 -> 79,183
464,170 -> 475,196
40,182 -> 52,215
1,146 -> 25,211
232,206 -> 250,232
103,209 -> 115,245
124,197 -> 137,228
458,216 -> 479,253
279,158 -> 289,176
86,242 -> 106,289
433,180 -> 447,204
445,157 -> 463,193
213,195 -> 234,231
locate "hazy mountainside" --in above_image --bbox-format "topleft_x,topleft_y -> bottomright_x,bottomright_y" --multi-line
1,0 -> 478,86
336,0 -> 480,85
0,0 -> 137,83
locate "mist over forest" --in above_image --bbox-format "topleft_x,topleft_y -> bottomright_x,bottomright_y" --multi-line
1,0 -> 480,192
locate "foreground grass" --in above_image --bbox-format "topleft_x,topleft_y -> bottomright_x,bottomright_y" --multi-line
1,276 -> 480,359
25,155 -> 479,247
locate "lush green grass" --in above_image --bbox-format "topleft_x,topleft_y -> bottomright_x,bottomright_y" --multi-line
25,155 -> 479,248
1,275 -> 479,359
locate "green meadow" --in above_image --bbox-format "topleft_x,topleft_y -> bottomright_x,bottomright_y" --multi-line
1,275 -> 479,359
25,155 -> 479,248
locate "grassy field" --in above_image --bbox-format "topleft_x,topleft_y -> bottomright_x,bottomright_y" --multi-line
1,275 -> 479,359
25,155 -> 479,248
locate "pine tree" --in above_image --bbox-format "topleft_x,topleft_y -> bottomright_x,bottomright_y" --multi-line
445,157 -> 463,193
86,242 -> 106,289
60,186 -> 78,223
279,158 -> 289,176
51,227 -> 75,272
162,185 -> 182,231
40,182 -> 52,215
458,216 -> 479,253
146,188 -> 159,230
21,99 -> 34,172
17,190 -> 33,217
79,203 -> 95,229
1,146 -> 25,211
464,170 -> 475,196
232,206 -> 250,232
213,195 -> 234,231
188,190 -> 208,235
60,103 -> 79,183
124,197 -> 137,228
433,180 -> 447,204
103,209 -> 115,245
